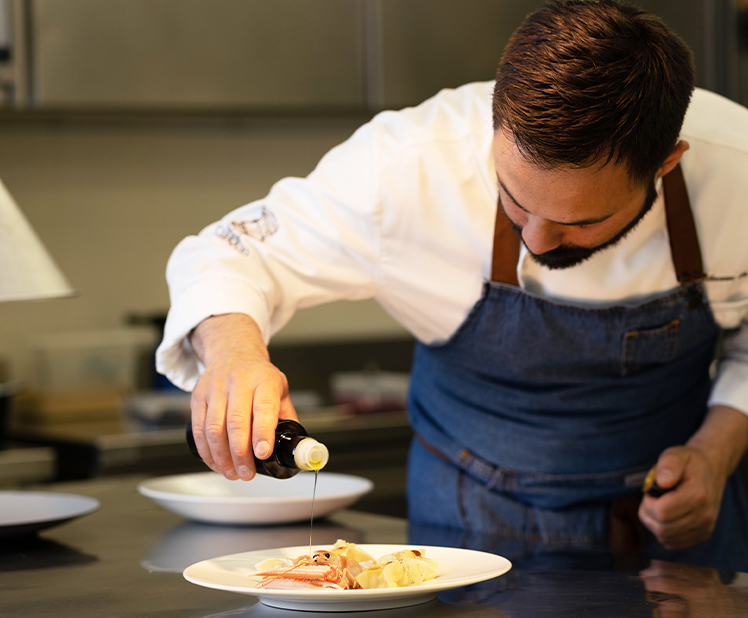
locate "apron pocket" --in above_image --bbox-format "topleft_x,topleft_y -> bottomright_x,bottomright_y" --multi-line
621,318 -> 680,376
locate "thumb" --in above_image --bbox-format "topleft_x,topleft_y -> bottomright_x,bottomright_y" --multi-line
656,448 -> 688,489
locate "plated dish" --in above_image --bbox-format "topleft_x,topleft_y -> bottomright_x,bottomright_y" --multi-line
183,544 -> 512,611
137,471 -> 373,525
0,491 -> 100,538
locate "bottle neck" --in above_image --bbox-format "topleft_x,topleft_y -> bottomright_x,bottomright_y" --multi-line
274,433 -> 304,469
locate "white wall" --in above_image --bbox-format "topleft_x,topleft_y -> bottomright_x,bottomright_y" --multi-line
0,115 -> 409,383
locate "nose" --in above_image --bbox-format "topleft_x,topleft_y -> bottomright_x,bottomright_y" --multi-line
521,217 -> 564,255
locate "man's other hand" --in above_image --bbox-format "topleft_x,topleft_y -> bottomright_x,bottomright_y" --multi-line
638,446 -> 725,550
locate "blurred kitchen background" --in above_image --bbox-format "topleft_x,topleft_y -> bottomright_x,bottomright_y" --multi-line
0,0 -> 747,515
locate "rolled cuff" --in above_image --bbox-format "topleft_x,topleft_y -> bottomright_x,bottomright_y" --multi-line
155,276 -> 272,391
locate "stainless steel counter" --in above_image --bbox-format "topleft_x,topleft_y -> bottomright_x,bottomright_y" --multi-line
2,476 -> 748,617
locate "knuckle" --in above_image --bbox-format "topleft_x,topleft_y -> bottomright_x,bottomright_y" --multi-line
649,505 -> 665,522
701,511 -> 717,531
231,447 -> 250,461
195,445 -> 213,465
692,491 -> 707,506
226,372 -> 246,389
205,423 -> 225,441
258,366 -> 283,384
226,413 -> 248,432
649,521 -> 666,539
254,399 -> 277,414
190,393 -> 208,415
212,453 -> 233,469
230,453 -> 251,468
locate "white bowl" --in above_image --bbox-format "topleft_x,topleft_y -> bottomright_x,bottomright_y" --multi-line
137,471 -> 373,525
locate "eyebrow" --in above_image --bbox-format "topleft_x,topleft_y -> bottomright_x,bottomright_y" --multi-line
497,176 -> 613,227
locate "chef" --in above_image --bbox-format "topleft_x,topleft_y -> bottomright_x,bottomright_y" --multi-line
156,0 -> 748,569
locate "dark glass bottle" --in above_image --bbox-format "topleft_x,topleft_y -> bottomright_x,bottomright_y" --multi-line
186,419 -> 328,479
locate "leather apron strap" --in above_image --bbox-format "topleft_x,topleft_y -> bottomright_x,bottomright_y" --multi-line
490,163 -> 704,286
662,163 -> 706,284
490,198 -> 521,285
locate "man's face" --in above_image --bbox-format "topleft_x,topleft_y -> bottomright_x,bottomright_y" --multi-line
492,130 -> 657,270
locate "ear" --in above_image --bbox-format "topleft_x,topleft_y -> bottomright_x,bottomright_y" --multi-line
656,140 -> 690,180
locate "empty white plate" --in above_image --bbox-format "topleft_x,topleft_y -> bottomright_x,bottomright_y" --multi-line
137,471 -> 373,525
0,491 -> 100,538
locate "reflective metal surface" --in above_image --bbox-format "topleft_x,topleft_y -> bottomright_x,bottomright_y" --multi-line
1,476 -> 747,617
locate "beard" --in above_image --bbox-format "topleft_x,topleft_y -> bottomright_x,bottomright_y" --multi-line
506,180 -> 659,270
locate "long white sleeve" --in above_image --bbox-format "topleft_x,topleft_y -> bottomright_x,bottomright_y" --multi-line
157,121 -> 382,391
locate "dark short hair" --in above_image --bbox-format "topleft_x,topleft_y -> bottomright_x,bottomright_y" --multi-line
492,0 -> 695,185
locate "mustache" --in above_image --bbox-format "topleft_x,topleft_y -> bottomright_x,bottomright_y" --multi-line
506,181 -> 659,270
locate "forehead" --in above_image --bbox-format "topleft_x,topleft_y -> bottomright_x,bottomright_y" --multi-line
492,130 -> 642,223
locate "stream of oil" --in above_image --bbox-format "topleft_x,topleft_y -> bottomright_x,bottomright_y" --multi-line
309,469 -> 318,557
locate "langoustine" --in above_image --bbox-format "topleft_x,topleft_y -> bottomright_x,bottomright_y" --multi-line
253,546 -> 365,590
250,540 -> 439,590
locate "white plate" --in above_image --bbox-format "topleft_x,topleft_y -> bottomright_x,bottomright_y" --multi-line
183,544 -> 512,611
137,471 -> 373,525
0,491 -> 100,538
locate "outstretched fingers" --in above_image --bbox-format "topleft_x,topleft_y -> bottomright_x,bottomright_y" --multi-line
204,387 -> 238,480
227,384 -> 256,480
251,378 -> 283,463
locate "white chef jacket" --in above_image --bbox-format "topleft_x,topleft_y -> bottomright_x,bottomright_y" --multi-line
156,82 -> 748,418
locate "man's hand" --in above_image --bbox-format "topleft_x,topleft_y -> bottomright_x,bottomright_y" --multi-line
189,313 -> 297,481
638,446 -> 725,550
639,405 -> 748,550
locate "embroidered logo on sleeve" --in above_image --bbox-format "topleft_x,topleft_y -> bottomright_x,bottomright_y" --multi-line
215,224 -> 250,255
230,206 -> 279,242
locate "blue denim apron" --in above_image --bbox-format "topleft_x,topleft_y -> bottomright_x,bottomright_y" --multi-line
407,164 -> 748,570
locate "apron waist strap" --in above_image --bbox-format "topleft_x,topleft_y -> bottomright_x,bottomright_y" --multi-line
415,433 -> 651,497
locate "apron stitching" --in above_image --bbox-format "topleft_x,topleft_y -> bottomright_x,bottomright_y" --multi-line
417,434 -> 632,546
485,467 -> 507,491
458,442 -> 653,486
621,318 -> 682,376
486,280 -> 697,315
622,332 -> 635,376
668,319 -> 679,357
418,430 -> 664,491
